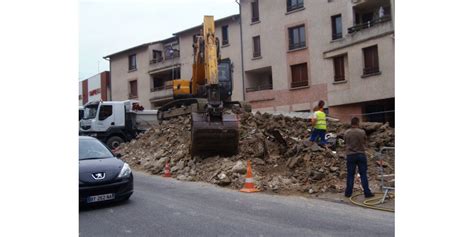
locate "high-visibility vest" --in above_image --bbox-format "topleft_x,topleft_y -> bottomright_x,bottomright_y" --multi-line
314,110 -> 327,130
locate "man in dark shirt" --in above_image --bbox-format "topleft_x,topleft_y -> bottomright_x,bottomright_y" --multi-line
344,117 -> 374,198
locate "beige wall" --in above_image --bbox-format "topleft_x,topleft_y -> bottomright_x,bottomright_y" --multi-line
108,0 -> 394,114
110,46 -> 152,108
241,0 -> 394,113
325,35 -> 395,106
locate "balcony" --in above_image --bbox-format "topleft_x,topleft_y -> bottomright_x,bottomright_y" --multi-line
149,57 -> 164,65
348,15 -> 392,34
246,84 -> 272,93
150,83 -> 173,92
164,50 -> 180,60
245,66 -> 273,93
149,81 -> 173,105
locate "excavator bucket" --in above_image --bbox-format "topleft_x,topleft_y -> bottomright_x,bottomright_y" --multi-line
190,106 -> 239,157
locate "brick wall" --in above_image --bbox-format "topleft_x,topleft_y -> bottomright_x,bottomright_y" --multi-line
247,83 -> 327,112
82,80 -> 88,104
328,103 -> 363,124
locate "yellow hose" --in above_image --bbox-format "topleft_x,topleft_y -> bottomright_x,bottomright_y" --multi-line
349,192 -> 395,212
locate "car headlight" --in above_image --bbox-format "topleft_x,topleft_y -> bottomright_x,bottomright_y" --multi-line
118,163 -> 131,178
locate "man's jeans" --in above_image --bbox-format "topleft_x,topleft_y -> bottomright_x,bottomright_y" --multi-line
345,153 -> 372,197
309,129 -> 327,145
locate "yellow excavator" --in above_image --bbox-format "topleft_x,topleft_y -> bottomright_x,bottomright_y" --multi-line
157,16 -> 250,156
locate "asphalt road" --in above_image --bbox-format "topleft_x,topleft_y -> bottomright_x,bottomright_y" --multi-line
80,171 -> 394,237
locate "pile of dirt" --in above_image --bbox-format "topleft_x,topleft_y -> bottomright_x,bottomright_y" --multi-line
117,111 -> 395,196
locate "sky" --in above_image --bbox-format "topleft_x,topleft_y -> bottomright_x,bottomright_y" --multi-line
79,0 -> 239,80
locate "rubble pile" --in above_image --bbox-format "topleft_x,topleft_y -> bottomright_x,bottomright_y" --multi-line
117,111 -> 395,196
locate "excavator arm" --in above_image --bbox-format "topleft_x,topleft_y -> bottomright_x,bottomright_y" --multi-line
190,16 -> 240,156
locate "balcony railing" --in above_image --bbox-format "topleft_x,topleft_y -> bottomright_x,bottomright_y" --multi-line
363,67 -> 380,75
334,75 -> 345,82
150,84 -> 173,92
246,84 -> 273,93
291,80 -> 308,88
149,57 -> 164,65
332,32 -> 342,40
289,41 -> 306,50
287,2 -> 304,12
164,50 -> 180,60
253,51 -> 261,58
348,15 -> 391,34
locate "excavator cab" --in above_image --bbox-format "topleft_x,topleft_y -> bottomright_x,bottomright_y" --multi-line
217,59 -> 233,102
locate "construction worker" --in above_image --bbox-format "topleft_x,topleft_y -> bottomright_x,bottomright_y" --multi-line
309,100 -> 327,147
344,117 -> 374,198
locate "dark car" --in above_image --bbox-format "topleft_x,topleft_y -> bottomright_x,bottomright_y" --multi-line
79,136 -> 133,205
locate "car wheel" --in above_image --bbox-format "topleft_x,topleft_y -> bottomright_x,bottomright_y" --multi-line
107,136 -> 124,149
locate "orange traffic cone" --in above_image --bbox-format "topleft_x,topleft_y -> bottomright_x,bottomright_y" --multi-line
163,161 -> 171,178
240,160 -> 259,193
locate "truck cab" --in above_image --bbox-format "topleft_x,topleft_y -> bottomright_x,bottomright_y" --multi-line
80,100 -> 142,149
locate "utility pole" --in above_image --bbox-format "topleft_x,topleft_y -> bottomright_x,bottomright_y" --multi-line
170,43 -> 175,80
235,0 -> 246,101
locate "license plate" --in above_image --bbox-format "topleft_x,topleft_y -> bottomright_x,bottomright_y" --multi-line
87,193 -> 115,203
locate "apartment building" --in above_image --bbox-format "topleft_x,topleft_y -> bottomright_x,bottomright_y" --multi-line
79,71 -> 111,106
104,14 -> 243,109
103,0 -> 394,125
240,0 -> 394,125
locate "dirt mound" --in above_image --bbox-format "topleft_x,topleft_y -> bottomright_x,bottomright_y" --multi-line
117,111 -> 395,196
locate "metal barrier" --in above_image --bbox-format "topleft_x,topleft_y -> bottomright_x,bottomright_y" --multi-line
376,146 -> 395,204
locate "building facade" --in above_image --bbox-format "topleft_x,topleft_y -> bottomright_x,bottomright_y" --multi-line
79,71 -> 111,105
240,0 -> 394,125
104,15 -> 243,109
104,0 -> 395,125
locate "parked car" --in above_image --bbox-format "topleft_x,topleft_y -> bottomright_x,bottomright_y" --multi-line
79,136 -> 133,205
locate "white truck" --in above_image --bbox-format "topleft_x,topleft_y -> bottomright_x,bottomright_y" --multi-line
79,100 -> 157,149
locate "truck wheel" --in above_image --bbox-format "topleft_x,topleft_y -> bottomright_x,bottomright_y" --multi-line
107,136 -> 124,150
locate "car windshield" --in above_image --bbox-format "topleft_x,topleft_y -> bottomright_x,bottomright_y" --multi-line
83,104 -> 98,120
79,139 -> 113,160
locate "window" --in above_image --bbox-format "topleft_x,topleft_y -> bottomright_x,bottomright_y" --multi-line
331,14 -> 342,40
287,0 -> 304,12
222,25 -> 229,45
79,109 -> 84,120
129,80 -> 138,98
98,105 -> 113,121
128,54 -> 137,71
290,63 -> 308,88
333,56 -> 345,82
253,36 -> 261,58
152,50 -> 163,63
152,78 -> 164,91
288,25 -> 306,50
251,0 -> 259,22
363,45 -> 380,75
